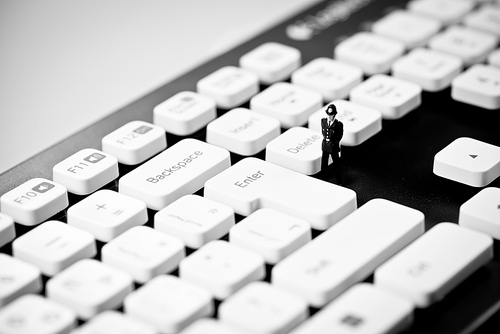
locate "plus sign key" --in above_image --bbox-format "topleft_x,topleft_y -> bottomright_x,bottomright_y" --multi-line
204,158 -> 356,230
67,190 -> 147,242
433,137 -> 500,187
0,178 -> 68,226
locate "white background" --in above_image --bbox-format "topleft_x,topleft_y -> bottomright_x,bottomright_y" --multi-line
0,0 -> 318,173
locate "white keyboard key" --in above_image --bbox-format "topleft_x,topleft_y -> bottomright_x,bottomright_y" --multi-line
463,5 -> 500,37
350,74 -> 422,119
408,0 -> 475,25
460,188 -> 500,239
46,259 -> 133,319
250,82 -> 322,128
124,275 -> 213,334
102,226 -> 185,283
489,48 -> 500,67
375,223 -> 493,307
179,318 -> 249,334
153,91 -> 217,136
265,127 -> 323,175
53,149 -> 119,195
0,212 -> 15,248
197,66 -> 259,109
229,208 -> 311,264
451,64 -> 500,109
372,10 -> 442,49
0,178 -> 68,226
204,158 -> 357,230
206,107 -> 280,156
272,198 -> 424,307
308,100 -> 382,146
0,254 -> 41,307
13,221 -> 96,276
291,284 -> 414,334
102,121 -> 166,165
219,281 -> 308,334
428,25 -> 498,67
154,194 -> 234,249
67,189 -> 147,242
433,137 -> 500,187
239,42 -> 301,84
0,294 -> 76,334
119,138 -> 230,210
179,240 -> 265,299
334,32 -> 405,75
291,58 -> 363,101
392,48 -> 463,92
71,310 -> 157,334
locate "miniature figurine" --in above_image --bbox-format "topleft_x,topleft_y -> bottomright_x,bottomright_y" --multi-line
321,103 -> 343,185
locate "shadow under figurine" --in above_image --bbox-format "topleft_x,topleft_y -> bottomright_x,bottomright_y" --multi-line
321,103 -> 343,185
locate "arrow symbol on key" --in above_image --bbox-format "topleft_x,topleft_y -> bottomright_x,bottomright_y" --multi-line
469,154 -> 478,159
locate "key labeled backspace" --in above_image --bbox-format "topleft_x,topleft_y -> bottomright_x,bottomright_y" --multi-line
204,157 -> 356,230
272,198 -> 424,307
119,138 -> 230,210
374,223 -> 493,308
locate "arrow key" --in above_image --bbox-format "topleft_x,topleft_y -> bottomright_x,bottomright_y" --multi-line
460,187 -> 500,239
433,137 -> 500,187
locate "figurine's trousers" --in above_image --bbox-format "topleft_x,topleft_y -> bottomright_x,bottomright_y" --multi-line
321,150 -> 342,185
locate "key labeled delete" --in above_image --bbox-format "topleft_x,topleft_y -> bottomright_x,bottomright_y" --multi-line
204,157 -> 356,230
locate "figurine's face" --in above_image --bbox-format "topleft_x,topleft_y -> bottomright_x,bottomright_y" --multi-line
328,113 -> 335,122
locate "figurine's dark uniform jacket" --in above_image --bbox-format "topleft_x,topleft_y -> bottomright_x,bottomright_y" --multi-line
321,117 -> 343,184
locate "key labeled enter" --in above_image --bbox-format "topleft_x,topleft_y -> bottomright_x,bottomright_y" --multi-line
204,157 -> 357,230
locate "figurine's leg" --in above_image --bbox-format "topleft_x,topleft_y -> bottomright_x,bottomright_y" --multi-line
334,153 -> 342,186
320,151 -> 329,180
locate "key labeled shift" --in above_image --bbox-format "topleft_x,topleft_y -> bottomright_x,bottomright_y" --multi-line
271,198 -> 424,307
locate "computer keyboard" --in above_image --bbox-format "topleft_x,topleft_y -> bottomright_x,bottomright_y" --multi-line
1,0 -> 500,332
